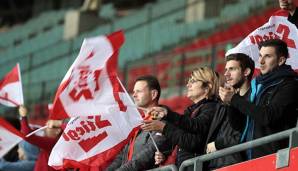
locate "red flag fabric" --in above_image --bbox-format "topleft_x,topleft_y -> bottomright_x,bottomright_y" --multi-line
0,117 -> 24,158
226,10 -> 298,70
48,31 -> 143,170
0,63 -> 24,107
50,30 -> 131,120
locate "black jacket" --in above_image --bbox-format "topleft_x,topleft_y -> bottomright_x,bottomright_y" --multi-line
288,7 -> 298,29
230,65 -> 298,159
162,98 -> 219,167
205,90 -> 249,170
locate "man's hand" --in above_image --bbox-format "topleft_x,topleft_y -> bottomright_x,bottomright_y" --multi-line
46,120 -> 63,128
146,107 -> 168,120
154,151 -> 165,165
19,105 -> 27,117
219,85 -> 236,104
206,142 -> 217,154
141,120 -> 166,133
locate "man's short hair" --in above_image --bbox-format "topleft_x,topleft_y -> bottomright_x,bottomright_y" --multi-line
258,39 -> 289,59
136,75 -> 161,101
226,53 -> 255,81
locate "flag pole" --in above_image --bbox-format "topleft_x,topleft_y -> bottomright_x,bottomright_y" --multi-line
25,125 -> 48,137
116,77 -> 135,105
149,132 -> 160,152
115,78 -> 148,111
17,63 -> 24,106
116,77 -> 160,152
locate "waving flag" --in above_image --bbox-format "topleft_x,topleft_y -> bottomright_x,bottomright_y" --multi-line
48,108 -> 141,170
226,10 -> 298,69
50,30 -> 133,120
48,31 -> 143,169
0,63 -> 24,107
0,117 -> 24,158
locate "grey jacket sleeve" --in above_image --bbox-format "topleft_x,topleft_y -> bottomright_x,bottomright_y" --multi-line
105,145 -> 127,171
117,132 -> 170,171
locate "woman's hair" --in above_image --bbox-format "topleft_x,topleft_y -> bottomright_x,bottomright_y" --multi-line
189,66 -> 220,99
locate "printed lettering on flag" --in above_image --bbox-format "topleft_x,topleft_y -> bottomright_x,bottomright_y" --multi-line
48,92 -> 142,169
51,30 -> 130,119
0,117 -> 24,158
48,31 -> 143,169
226,10 -> 298,69
0,63 -> 24,107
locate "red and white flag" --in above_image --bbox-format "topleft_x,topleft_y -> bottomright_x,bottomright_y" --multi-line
50,30 -> 135,120
0,63 -> 24,107
0,117 -> 24,158
48,31 -> 143,169
49,112 -> 141,169
226,10 -> 298,69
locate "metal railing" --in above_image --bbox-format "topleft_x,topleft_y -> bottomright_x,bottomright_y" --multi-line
179,127 -> 298,171
147,164 -> 178,171
149,126 -> 298,171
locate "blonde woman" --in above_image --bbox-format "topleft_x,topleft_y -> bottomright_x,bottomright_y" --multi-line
142,66 -> 220,168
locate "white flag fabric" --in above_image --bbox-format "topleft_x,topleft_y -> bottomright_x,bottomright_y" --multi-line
0,63 -> 24,107
48,108 -> 142,169
0,117 -> 24,158
50,30 -> 134,120
48,31 -> 143,169
226,10 -> 298,69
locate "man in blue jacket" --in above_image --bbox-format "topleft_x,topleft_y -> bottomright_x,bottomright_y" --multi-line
220,39 -> 298,159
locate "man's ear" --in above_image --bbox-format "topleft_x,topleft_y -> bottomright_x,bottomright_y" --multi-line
278,56 -> 286,66
244,68 -> 251,78
151,89 -> 158,101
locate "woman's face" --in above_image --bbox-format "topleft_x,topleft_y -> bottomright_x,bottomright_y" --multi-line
186,78 -> 208,103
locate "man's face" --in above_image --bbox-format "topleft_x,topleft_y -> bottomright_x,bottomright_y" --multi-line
279,0 -> 295,11
259,46 -> 279,75
224,60 -> 245,88
133,81 -> 154,108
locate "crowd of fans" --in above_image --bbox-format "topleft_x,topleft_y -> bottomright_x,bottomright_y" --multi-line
0,0 -> 298,171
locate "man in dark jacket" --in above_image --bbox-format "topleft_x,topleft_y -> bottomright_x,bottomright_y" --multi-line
106,75 -> 172,171
205,53 -> 255,170
279,0 -> 298,28
220,39 -> 298,159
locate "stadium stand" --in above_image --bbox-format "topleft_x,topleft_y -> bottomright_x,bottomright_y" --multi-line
1,0 -> 298,170
0,0 -> 279,119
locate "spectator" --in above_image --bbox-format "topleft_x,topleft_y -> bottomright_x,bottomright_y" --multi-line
106,75 -> 172,171
142,67 -> 220,169
279,0 -> 298,27
19,106 -> 64,171
205,53 -> 255,170
220,39 -> 298,159
0,140 -> 39,171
